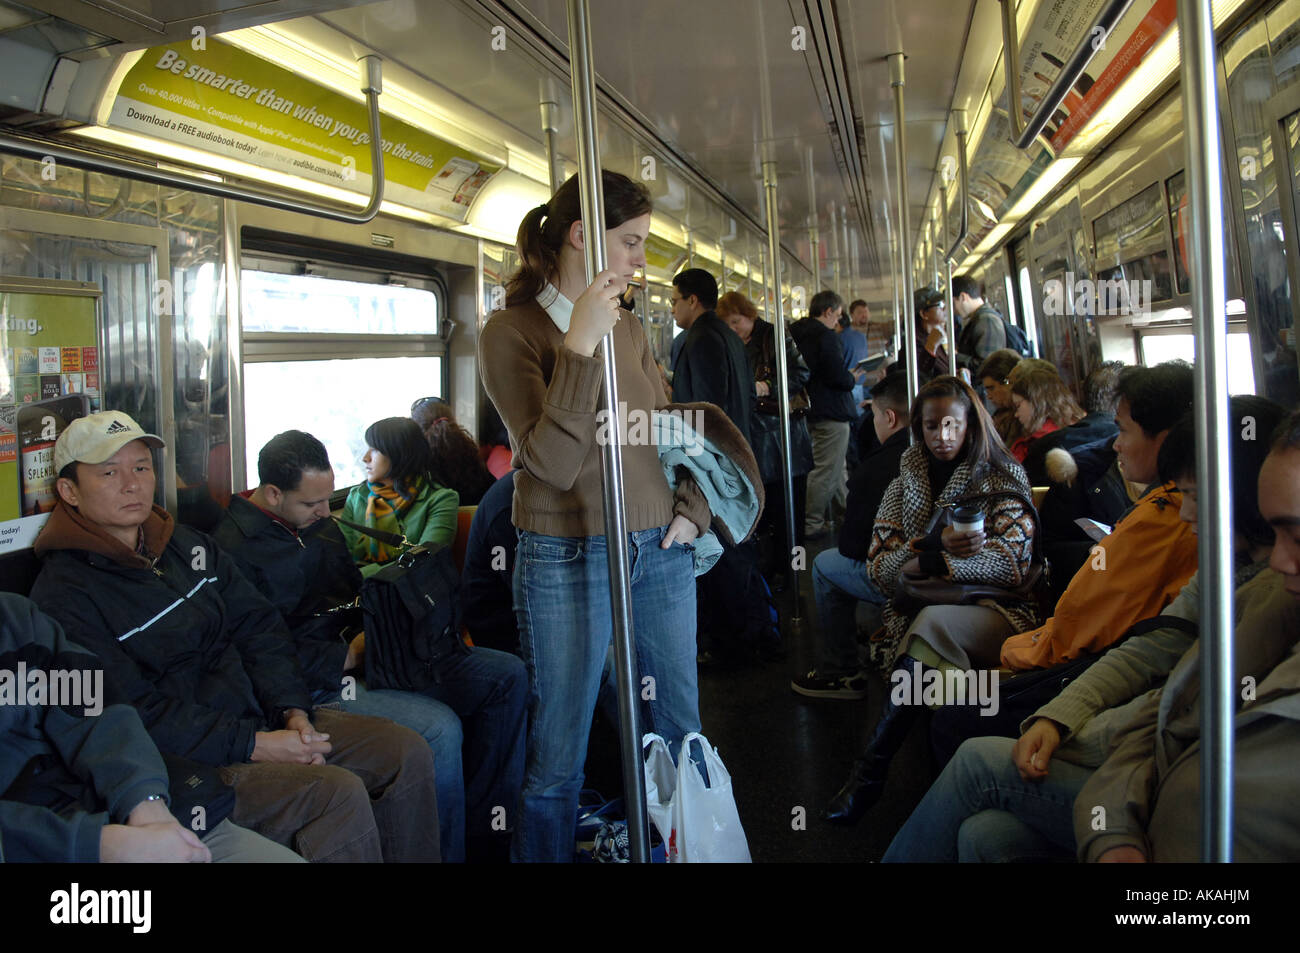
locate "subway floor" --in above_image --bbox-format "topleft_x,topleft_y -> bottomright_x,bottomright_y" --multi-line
583,532 -> 938,863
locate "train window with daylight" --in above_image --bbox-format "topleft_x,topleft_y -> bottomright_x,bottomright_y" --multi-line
243,271 -> 438,335
243,357 -> 444,489
240,265 -> 447,491
1140,331 -> 1256,395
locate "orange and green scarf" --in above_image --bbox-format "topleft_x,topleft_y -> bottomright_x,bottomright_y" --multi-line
363,478 -> 419,563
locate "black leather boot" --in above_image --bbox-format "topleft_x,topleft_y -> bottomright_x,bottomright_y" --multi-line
823,662 -> 925,825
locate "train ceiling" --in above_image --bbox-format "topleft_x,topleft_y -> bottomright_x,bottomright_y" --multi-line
6,0 -> 1247,303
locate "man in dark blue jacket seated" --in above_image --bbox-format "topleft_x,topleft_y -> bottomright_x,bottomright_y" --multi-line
0,593 -> 303,862
212,430 -> 526,863
28,411 -> 440,862
793,368 -> 911,699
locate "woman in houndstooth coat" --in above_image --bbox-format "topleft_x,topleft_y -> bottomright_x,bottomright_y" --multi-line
825,374 -> 1040,826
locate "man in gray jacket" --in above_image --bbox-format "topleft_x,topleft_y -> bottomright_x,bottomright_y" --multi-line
0,593 -> 300,862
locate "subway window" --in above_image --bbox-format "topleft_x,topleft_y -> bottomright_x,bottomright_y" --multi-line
240,264 -> 446,489
1140,330 -> 1256,395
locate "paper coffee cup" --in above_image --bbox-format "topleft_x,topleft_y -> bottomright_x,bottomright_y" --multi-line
951,505 -> 983,534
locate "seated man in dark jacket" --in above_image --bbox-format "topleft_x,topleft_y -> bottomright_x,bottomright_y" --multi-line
0,593 -> 303,862
28,411 -> 440,863
792,368 -> 911,698
212,430 -> 525,863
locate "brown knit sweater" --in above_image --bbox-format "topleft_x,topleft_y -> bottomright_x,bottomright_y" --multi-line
478,299 -> 711,537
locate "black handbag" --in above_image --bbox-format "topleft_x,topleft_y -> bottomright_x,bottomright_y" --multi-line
891,489 -> 1051,616
334,516 -> 466,693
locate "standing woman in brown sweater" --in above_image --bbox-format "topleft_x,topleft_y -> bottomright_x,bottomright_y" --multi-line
478,170 -> 712,862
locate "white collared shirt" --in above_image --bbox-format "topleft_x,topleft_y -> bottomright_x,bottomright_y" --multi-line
536,282 -> 573,334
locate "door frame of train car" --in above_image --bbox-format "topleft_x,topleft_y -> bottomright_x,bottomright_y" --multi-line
0,205 -> 177,515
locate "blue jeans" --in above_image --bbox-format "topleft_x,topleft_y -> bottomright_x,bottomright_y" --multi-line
812,548 -> 886,674
418,646 -> 527,855
882,736 -> 1093,862
512,526 -> 700,863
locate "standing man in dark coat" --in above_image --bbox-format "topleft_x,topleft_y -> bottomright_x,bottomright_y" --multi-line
791,290 -> 857,538
670,268 -> 754,448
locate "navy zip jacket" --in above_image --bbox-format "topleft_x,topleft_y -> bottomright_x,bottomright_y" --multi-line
29,502 -> 313,767
671,310 -> 754,447
790,317 -> 857,422
0,593 -> 169,862
211,493 -> 362,695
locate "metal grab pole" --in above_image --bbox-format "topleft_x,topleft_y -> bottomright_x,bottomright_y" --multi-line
841,203 -> 852,298
890,53 -> 918,408
999,0 -> 1135,149
763,161 -> 800,602
941,182 -> 957,377
830,204 -> 842,292
807,146 -> 820,287
1180,0 -> 1234,863
565,0 -> 650,864
539,80 -> 563,194
945,111 -> 970,261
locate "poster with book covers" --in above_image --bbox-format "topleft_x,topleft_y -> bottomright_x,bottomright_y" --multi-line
0,283 -> 100,553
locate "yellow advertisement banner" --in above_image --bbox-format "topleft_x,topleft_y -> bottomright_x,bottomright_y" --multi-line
0,288 -> 99,552
109,39 -> 501,222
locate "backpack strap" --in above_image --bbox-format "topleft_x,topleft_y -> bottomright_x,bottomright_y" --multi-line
333,515 -> 409,550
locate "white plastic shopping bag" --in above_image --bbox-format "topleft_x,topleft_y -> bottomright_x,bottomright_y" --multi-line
642,733 -> 678,859
672,732 -> 751,863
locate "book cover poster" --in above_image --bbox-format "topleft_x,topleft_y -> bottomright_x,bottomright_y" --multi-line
0,287 -> 100,551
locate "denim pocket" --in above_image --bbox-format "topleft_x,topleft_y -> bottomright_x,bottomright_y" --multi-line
524,533 -> 584,563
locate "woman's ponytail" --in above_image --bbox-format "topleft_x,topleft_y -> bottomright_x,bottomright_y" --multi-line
505,204 -> 554,307
503,171 -> 651,309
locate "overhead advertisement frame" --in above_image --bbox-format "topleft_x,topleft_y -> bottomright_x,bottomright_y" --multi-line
105,38 -> 502,222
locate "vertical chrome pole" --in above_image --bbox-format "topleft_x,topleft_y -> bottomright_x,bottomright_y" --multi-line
807,146 -> 820,292
840,203 -> 851,298
565,0 -> 649,864
830,203 -> 842,292
538,82 -> 563,194
757,0 -> 800,611
763,162 -> 800,603
890,52 -> 918,406
1180,0 -> 1233,863
941,183 -> 957,376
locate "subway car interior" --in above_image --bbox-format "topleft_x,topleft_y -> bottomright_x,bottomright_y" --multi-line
0,0 -> 1296,867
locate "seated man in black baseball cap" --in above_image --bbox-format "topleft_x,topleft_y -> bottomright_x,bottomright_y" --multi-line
27,411 -> 440,862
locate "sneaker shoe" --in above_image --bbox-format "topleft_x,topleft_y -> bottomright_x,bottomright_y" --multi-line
791,668 -> 870,699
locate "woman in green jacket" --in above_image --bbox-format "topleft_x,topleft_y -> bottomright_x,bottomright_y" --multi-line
341,416 -> 459,577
